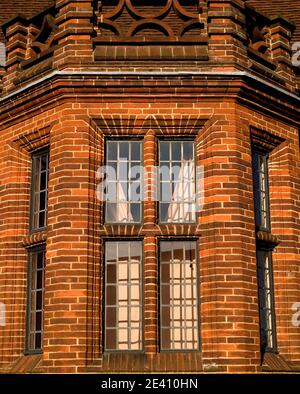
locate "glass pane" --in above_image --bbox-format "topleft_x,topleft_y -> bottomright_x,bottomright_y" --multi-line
171,142 -> 181,161
39,211 -> 45,228
36,290 -> 43,311
36,252 -> 44,270
106,286 -> 117,306
35,333 -> 42,350
35,311 -> 42,331
107,142 -> 117,160
160,141 -> 169,161
160,203 -> 169,222
131,142 -> 140,161
161,182 -> 171,202
119,142 -> 129,159
183,141 -> 194,160
106,264 -> 117,284
119,162 -> 128,181
39,191 -> 46,211
40,171 -> 47,191
36,269 -> 43,290
106,307 -> 117,328
130,203 -> 140,222
118,243 -> 128,262
41,155 -> 47,171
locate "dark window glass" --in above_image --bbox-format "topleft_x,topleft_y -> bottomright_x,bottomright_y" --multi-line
26,247 -> 45,353
257,249 -> 277,352
252,149 -> 270,230
160,241 -> 199,351
159,140 -> 196,223
31,149 -> 49,231
105,141 -> 142,223
105,241 -> 142,351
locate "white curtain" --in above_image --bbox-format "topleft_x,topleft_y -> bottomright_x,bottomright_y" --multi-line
167,160 -> 196,222
107,182 -> 133,222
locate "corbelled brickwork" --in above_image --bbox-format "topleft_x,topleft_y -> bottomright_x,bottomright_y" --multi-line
0,0 -> 54,41
0,0 -> 299,373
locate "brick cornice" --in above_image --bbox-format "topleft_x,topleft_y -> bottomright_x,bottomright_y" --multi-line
0,71 -> 300,129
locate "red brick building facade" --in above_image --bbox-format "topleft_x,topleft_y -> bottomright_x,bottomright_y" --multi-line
0,0 -> 299,373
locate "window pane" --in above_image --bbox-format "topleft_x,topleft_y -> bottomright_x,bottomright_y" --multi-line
160,241 -> 199,351
105,141 -> 142,223
27,247 -> 45,353
38,212 -> 45,229
159,141 -> 196,223
105,241 -> 142,351
107,141 -> 117,160
119,142 -> 129,159
160,141 -> 169,161
35,311 -> 42,331
130,203 -> 141,222
131,142 -> 141,161
31,150 -> 49,230
35,333 -> 42,351
41,155 -> 47,171
40,171 -> 47,191
171,142 -> 181,161
183,141 -> 193,160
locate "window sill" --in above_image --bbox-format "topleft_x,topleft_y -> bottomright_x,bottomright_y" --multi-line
262,352 -> 293,372
22,231 -> 47,248
9,354 -> 42,373
256,230 -> 280,248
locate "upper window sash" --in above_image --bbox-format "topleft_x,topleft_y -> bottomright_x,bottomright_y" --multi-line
159,140 -> 196,224
30,148 -> 49,232
252,149 -> 270,231
105,140 -> 143,224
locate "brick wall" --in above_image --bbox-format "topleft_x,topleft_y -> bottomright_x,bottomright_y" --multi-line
0,92 -> 299,372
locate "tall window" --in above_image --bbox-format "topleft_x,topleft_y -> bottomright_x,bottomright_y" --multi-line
26,246 -> 45,353
105,140 -> 142,223
160,241 -> 199,351
159,140 -> 196,223
252,143 -> 277,354
105,241 -> 143,351
257,249 -> 277,352
252,149 -> 270,231
30,148 -> 49,231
